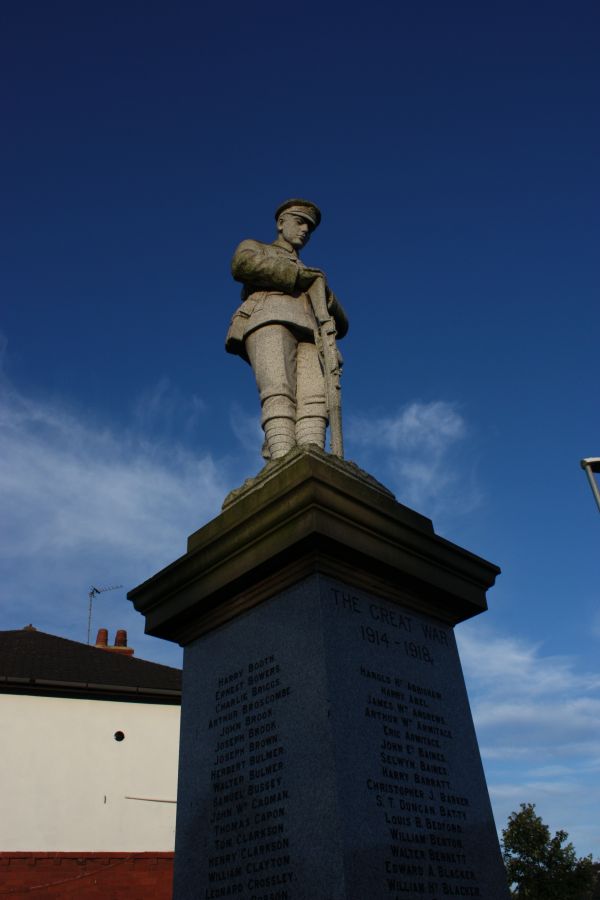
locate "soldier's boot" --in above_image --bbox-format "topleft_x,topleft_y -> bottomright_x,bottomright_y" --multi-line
261,392 -> 296,460
296,415 -> 327,450
263,416 -> 296,459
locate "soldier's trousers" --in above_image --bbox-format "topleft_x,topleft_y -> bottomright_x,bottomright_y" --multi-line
245,324 -> 327,459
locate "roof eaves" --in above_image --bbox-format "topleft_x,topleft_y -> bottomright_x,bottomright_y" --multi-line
0,675 -> 181,698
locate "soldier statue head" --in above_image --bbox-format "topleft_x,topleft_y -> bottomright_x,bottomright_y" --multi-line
274,199 -> 322,251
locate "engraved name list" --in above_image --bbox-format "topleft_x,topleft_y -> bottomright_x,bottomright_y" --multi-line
331,585 -> 483,899
206,654 -> 295,900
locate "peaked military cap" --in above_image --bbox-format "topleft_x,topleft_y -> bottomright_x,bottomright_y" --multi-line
275,198 -> 321,230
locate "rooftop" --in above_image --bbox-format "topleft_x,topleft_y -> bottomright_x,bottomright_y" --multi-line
0,627 -> 181,703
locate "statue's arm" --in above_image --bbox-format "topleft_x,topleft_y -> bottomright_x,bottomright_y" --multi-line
231,240 -> 299,294
326,289 -> 349,339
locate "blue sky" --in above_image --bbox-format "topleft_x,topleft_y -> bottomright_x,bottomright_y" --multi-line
1,0 -> 599,859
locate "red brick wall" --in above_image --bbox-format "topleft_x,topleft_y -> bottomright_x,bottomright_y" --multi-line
0,852 -> 173,898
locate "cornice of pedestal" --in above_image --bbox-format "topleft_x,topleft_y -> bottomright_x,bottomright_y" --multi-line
128,447 -> 500,645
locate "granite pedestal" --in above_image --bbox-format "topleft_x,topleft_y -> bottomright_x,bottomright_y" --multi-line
129,447 -> 509,899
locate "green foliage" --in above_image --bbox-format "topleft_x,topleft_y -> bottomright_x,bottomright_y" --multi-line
502,803 -> 595,899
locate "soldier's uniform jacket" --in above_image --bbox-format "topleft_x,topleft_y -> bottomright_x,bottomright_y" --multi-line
226,238 -> 348,363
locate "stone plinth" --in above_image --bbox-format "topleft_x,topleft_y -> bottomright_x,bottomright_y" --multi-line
129,447 -> 509,899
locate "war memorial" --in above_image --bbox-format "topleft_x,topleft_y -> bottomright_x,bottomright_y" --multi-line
129,200 -> 509,899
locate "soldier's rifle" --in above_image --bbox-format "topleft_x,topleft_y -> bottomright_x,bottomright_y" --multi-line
308,276 -> 344,458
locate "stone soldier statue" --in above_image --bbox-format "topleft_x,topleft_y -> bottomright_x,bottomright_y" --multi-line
226,199 -> 349,460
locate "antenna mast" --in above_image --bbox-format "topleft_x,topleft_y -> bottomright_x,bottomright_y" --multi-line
87,584 -> 123,644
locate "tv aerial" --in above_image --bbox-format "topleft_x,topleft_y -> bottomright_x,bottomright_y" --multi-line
87,584 -> 123,644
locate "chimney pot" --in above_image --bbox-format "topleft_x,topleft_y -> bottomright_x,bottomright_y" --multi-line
114,629 -> 127,647
95,628 -> 108,647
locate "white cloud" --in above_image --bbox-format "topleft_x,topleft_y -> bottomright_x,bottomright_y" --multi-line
0,381 -> 233,665
132,376 -> 206,438
229,402 -> 264,457
458,626 -> 600,699
457,620 -> 600,857
346,400 -> 481,516
349,400 -> 465,454
458,624 -> 600,756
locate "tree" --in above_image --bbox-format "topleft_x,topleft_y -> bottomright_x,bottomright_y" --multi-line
502,802 -> 595,899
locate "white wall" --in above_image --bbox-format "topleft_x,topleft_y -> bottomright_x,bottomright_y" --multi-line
1,693 -> 180,851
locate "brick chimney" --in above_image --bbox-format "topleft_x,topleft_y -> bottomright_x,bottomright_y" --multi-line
94,628 -> 134,656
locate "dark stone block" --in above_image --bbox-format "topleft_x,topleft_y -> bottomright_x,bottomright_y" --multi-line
174,575 -> 508,899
